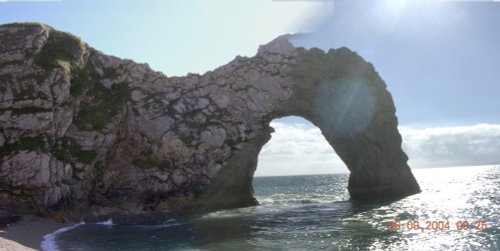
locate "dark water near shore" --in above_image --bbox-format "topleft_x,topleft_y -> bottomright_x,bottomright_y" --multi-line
44,165 -> 500,250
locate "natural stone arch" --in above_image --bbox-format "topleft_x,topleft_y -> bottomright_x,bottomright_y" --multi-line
0,24 -> 420,221
196,36 -> 421,212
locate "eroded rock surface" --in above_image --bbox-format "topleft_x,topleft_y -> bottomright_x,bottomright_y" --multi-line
0,23 -> 420,222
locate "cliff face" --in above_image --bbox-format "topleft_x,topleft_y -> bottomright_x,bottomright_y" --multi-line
0,23 -> 420,222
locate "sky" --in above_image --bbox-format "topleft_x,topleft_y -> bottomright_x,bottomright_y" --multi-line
0,0 -> 323,76
1,0 -> 499,176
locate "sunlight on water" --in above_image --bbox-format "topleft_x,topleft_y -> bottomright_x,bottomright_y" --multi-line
49,165 -> 499,251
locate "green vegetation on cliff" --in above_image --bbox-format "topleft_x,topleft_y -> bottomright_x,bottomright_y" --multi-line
0,107 -> 51,116
0,135 -> 46,158
52,137 -> 97,165
71,62 -> 130,131
132,150 -> 156,169
132,158 -> 156,169
0,73 -> 12,83
4,22 -> 46,28
0,134 -> 96,166
34,29 -> 82,72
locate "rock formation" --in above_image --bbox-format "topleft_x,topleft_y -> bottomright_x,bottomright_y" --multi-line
0,23 -> 420,222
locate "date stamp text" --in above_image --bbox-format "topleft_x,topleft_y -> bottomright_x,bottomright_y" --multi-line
388,220 -> 488,231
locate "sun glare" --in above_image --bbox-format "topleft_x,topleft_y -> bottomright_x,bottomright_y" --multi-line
372,0 -> 412,31
373,0 -> 440,31
381,0 -> 412,13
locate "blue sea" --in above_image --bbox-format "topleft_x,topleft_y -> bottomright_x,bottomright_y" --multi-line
42,165 -> 500,251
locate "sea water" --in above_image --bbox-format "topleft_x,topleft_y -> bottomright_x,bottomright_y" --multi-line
43,165 -> 500,250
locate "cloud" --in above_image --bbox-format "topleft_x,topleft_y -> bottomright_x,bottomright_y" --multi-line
400,124 -> 500,168
256,122 -> 347,176
255,122 -> 500,176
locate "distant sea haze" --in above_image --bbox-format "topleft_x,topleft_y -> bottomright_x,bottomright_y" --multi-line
44,165 -> 499,250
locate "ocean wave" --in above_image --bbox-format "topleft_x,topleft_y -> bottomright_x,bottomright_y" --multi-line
153,218 -> 184,228
96,218 -> 113,226
41,222 -> 85,251
257,193 -> 336,206
259,198 -> 320,205
130,218 -> 186,229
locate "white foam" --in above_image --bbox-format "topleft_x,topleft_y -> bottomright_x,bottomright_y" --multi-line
96,218 -> 113,226
159,218 -> 182,227
257,194 -> 332,206
132,218 -> 184,229
259,198 -> 275,205
40,222 -> 85,251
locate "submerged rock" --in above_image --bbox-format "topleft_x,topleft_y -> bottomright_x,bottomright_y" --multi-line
0,23 -> 420,222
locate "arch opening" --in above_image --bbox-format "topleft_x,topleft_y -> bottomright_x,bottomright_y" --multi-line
254,116 -> 349,178
252,116 -> 351,206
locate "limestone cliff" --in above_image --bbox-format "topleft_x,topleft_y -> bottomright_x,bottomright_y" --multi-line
0,23 -> 420,222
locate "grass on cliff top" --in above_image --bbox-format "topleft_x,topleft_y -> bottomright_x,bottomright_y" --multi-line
1,22 -> 47,28
34,29 -> 82,72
